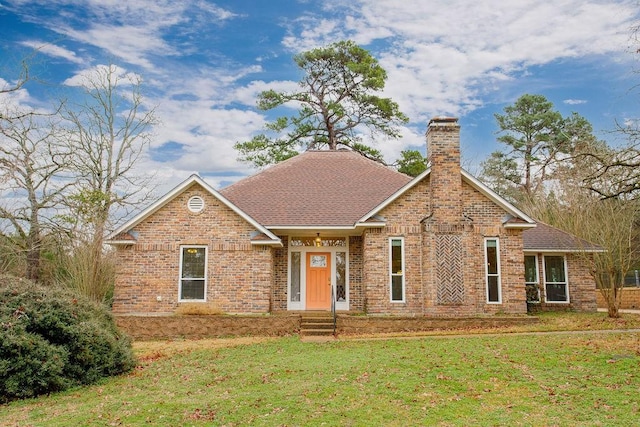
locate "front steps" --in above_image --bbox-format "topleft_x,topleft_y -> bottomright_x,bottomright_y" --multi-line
300,311 -> 335,340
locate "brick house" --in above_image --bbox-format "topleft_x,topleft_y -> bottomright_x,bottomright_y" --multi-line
107,117 -> 599,316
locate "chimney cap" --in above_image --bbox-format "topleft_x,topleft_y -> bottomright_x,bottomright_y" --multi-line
428,116 -> 458,126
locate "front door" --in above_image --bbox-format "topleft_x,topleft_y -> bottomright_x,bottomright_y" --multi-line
306,252 -> 331,310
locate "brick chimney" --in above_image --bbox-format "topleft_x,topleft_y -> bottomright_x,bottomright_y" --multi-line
427,117 -> 462,224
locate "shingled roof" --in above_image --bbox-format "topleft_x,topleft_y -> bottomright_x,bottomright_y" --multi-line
219,150 -> 412,227
523,222 -> 603,252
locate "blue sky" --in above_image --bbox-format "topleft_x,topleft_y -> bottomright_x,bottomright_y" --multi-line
1,0 -> 639,192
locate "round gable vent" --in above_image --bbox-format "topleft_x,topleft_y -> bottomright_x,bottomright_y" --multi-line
187,196 -> 205,213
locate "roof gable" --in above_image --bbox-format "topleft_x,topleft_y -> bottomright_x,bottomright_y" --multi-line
106,174 -> 281,245
220,150 -> 412,227
358,168 -> 536,227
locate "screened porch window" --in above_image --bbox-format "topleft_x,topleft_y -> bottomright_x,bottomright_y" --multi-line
544,255 -> 569,303
525,255 -> 540,303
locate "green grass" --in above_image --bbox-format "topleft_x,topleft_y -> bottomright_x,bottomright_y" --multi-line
2,313 -> 640,426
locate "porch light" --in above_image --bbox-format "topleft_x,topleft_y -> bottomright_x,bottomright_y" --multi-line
315,233 -> 322,247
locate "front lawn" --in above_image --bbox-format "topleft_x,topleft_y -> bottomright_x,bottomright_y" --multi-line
2,313 -> 639,426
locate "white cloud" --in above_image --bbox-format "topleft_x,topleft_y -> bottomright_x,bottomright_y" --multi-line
3,0 -> 638,192
151,100 -> 266,174
564,99 -> 588,105
19,41 -> 85,64
25,0 -> 239,72
282,0 -> 636,122
230,80 -> 300,107
62,64 -> 140,87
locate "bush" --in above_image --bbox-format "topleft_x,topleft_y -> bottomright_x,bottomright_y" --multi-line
0,275 -> 136,403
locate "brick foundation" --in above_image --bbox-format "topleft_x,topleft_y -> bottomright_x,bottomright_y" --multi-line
115,314 -> 539,340
337,315 -> 538,335
115,315 -> 300,340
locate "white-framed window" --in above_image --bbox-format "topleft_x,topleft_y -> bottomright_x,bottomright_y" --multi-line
290,251 -> 301,303
179,245 -> 207,301
524,255 -> 540,303
389,237 -> 405,302
543,255 -> 569,303
484,238 -> 501,303
336,251 -> 347,302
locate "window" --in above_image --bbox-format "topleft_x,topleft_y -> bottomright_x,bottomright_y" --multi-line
290,252 -> 301,302
336,252 -> 346,302
390,238 -> 405,302
485,238 -> 501,303
544,255 -> 569,303
179,246 -> 207,301
524,255 -> 540,303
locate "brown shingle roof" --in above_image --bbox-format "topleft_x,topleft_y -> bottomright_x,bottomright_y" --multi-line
220,150 -> 412,227
523,222 -> 603,252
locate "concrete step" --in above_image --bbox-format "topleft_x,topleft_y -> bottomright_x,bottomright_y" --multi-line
301,322 -> 334,330
301,311 -> 332,317
300,312 -> 335,338
300,335 -> 336,342
302,328 -> 335,336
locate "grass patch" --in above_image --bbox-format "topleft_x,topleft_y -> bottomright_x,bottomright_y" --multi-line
2,313 -> 639,426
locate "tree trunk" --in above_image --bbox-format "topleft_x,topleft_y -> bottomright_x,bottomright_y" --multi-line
25,225 -> 41,282
599,270 -> 623,318
25,244 -> 40,282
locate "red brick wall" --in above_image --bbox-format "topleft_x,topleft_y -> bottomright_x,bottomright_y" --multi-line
427,118 -> 462,222
596,287 -> 640,309
272,236 -> 288,311
362,176 -> 528,316
112,183 -> 273,315
565,255 -> 597,311
348,236 -> 364,311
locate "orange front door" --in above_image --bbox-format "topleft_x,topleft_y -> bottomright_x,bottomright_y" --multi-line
306,252 -> 331,310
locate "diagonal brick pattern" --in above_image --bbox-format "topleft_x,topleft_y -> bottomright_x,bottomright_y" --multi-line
435,233 -> 465,304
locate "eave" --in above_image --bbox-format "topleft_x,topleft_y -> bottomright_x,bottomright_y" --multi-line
104,240 -> 136,246
524,248 -> 606,254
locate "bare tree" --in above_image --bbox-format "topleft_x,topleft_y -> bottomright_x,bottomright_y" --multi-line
0,58 -> 29,95
527,175 -> 639,318
62,64 -> 158,236
60,64 -> 157,301
580,132 -> 640,200
581,24 -> 640,200
0,104 -> 71,282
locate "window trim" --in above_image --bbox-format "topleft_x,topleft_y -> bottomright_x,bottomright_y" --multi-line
542,254 -> 570,304
524,254 -> 540,303
178,245 -> 208,302
389,237 -> 405,303
289,251 -> 302,304
484,237 -> 502,304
